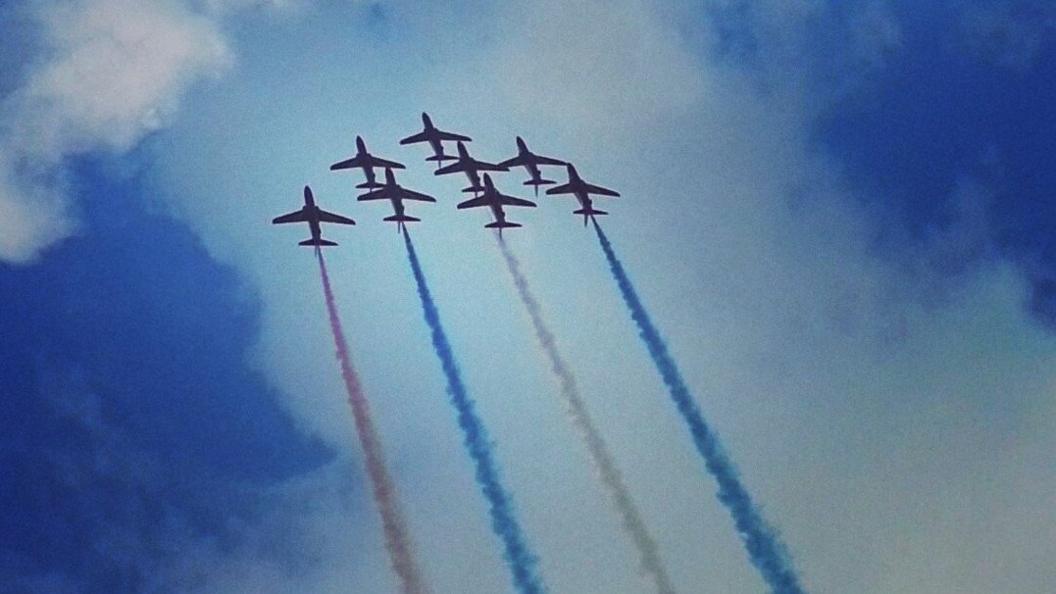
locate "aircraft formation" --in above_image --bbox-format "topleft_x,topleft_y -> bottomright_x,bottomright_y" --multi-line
273,114 -> 808,594
272,113 -> 620,243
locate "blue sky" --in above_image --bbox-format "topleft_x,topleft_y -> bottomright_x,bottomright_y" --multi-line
2,1 -> 1055,592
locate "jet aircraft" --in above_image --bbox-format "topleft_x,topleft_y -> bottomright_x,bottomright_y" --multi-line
546,164 -> 620,225
457,173 -> 535,234
435,141 -> 508,195
330,136 -> 405,189
272,186 -> 356,246
357,168 -> 436,232
400,112 -> 472,167
498,136 -> 566,196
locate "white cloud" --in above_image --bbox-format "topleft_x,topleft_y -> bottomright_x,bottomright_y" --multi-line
199,0 -> 311,17
487,0 -> 706,141
0,152 -> 76,263
148,462 -> 393,594
0,0 -> 258,263
20,0 -> 231,154
11,1 -> 1052,591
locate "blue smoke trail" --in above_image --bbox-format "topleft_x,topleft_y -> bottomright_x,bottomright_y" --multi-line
402,230 -> 547,594
592,221 -> 806,594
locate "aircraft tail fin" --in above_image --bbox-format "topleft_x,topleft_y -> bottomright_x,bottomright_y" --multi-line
461,185 -> 486,193
426,154 -> 458,162
485,221 -> 522,229
384,214 -> 420,223
524,178 -> 556,186
356,181 -> 384,189
574,207 -> 606,227
299,238 -> 338,247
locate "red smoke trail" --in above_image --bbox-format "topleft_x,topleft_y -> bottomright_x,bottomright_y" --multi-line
315,248 -> 430,594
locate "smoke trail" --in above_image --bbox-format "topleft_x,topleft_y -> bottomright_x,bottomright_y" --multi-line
401,231 -> 547,594
496,236 -> 678,594
591,222 -> 806,594
314,249 -> 431,594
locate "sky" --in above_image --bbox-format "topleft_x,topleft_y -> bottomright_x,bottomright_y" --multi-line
1,1 -> 1055,592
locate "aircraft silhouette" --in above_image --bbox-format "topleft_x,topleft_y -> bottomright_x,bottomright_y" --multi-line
330,136 -> 405,190
273,186 -> 356,246
498,136 -> 566,196
357,168 -> 436,232
400,112 -> 471,168
457,173 -> 536,235
546,164 -> 620,226
435,141 -> 508,195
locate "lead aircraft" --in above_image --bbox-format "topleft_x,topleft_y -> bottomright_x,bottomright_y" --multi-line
399,112 -> 472,168
457,173 -> 535,235
435,141 -> 508,195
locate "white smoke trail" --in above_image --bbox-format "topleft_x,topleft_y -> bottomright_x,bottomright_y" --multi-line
497,236 -> 677,594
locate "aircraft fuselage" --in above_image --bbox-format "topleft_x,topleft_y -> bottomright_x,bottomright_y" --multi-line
307,216 -> 323,242
362,163 -> 378,187
427,135 -> 446,161
523,159 -> 543,184
488,201 -> 508,226
572,189 -> 593,211
463,168 -> 483,193
301,192 -> 328,241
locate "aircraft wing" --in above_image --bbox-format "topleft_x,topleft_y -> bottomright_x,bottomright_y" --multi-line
545,183 -> 576,195
472,161 -> 508,173
272,210 -> 308,224
317,209 -> 356,225
497,155 -> 526,168
357,188 -> 391,201
397,187 -> 436,202
457,196 -> 491,209
364,155 -> 405,170
435,161 -> 468,175
330,156 -> 365,171
436,130 -> 472,142
499,194 -> 536,208
583,183 -> 620,197
533,154 -> 566,166
399,131 -> 429,145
